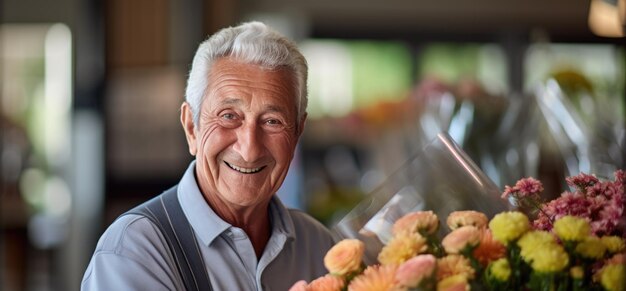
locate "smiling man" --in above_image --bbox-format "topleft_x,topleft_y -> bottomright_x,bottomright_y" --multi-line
82,22 -> 335,291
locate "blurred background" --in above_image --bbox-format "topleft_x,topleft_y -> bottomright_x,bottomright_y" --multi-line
1,0 -> 625,290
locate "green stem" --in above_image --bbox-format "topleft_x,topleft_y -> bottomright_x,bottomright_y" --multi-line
571,278 -> 584,291
426,234 -> 444,257
508,244 -> 523,290
528,199 -> 554,224
516,193 -> 554,225
461,246 -> 483,280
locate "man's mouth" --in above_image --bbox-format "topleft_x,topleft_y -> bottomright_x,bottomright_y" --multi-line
224,161 -> 265,174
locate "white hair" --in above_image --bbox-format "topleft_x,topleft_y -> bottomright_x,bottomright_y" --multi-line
184,21 -> 308,127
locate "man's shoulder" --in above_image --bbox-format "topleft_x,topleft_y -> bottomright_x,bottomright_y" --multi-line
286,209 -> 334,239
82,213 -> 182,290
93,213 -> 167,257
287,208 -> 323,226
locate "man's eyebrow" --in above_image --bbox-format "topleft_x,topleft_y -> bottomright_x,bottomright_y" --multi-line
217,97 -> 291,115
265,104 -> 288,114
218,98 -> 242,106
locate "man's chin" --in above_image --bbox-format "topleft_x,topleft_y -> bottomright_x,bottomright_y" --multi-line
220,189 -> 272,207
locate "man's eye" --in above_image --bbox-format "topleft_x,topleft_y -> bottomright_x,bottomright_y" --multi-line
266,119 -> 281,125
222,113 -> 236,120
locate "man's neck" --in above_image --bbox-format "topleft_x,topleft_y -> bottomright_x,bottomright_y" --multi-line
202,192 -> 272,258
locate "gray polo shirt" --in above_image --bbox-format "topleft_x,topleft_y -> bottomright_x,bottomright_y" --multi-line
81,162 -> 335,291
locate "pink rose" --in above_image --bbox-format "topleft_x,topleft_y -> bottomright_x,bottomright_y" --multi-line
447,211 -> 488,230
392,211 -> 439,236
308,274 -> 345,291
395,254 -> 436,288
442,226 -> 481,254
324,239 -> 364,276
289,275 -> 345,291
289,280 -> 308,291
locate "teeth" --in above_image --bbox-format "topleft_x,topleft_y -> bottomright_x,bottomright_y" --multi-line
226,162 -> 263,174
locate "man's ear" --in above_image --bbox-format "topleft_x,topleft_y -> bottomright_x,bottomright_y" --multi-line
180,102 -> 198,156
297,113 -> 307,138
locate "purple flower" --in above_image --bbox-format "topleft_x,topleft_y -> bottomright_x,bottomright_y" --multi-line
586,182 -> 619,199
514,177 -> 544,198
591,203 -> 622,236
612,172 -> 625,199
566,173 -> 599,192
501,185 -> 519,199
501,177 -> 543,200
533,191 -> 593,231
615,169 -> 625,186
532,170 -> 625,237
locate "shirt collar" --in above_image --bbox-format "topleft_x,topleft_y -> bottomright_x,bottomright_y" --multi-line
177,161 -> 297,246
268,194 -> 297,241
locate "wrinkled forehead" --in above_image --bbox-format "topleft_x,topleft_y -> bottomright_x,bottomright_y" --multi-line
204,57 -> 299,108
210,57 -> 296,85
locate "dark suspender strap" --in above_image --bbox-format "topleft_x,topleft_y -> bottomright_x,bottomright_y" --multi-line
125,186 -> 212,291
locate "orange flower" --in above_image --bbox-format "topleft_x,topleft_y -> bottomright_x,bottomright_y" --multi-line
447,210 -> 488,230
308,274 -> 345,291
378,232 -> 427,265
324,239 -> 365,276
392,211 -> 439,236
442,225 -> 481,254
348,265 -> 398,291
437,255 -> 475,280
472,228 -> 506,266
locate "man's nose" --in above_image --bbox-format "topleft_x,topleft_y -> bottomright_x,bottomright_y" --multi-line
233,122 -> 263,162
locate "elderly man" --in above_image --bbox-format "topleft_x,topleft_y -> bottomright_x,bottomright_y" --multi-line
82,22 -> 335,290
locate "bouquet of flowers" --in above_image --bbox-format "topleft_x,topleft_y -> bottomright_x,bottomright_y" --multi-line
290,170 -> 625,291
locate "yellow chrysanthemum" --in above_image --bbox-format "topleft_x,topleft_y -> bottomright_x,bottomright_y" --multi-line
347,264 -> 398,291
599,264 -> 625,291
553,215 -> 590,242
529,244 -> 569,273
575,236 -> 606,260
570,266 -> 584,280
601,236 -> 625,254
488,211 -> 530,244
436,274 -> 469,291
378,232 -> 427,265
437,255 -> 475,280
488,258 -> 511,282
517,231 -> 557,262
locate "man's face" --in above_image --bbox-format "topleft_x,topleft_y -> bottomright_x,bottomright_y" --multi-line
181,57 -> 304,209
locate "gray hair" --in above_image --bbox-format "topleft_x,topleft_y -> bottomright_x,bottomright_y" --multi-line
185,21 -> 308,127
